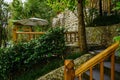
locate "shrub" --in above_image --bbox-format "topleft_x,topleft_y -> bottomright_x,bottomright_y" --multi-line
88,15 -> 120,26
113,28 -> 120,56
36,27 -> 66,56
0,27 -> 66,80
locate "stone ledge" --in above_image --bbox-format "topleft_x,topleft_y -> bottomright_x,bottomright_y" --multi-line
37,54 -> 93,80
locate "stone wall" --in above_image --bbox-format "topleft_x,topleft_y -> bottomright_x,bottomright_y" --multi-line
86,25 -> 119,46
52,10 -> 78,31
52,10 -> 119,46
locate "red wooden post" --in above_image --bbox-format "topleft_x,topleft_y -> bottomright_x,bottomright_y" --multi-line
64,59 -> 75,80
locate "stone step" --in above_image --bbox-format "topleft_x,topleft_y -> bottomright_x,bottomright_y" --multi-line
76,62 -> 120,80
74,77 -> 87,80
78,48 -> 120,80
104,62 -> 120,73
103,61 -> 120,80
77,50 -> 120,80
85,69 -> 111,80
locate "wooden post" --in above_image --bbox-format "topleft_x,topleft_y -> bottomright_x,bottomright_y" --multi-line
100,61 -> 104,80
28,28 -> 32,40
111,53 -> 115,80
13,27 -> 18,43
90,67 -> 93,80
108,0 -> 111,15
64,59 -> 75,80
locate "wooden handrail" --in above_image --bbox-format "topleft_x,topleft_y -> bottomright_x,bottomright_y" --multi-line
14,31 -> 79,43
75,42 -> 119,76
13,32 -> 45,42
64,42 -> 119,80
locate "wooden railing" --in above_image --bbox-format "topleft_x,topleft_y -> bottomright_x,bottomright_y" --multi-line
13,32 -> 45,42
13,31 -> 78,44
64,42 -> 119,80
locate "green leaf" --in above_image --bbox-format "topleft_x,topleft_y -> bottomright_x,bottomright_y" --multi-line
113,36 -> 120,42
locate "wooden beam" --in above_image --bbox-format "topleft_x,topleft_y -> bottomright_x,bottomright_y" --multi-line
16,32 -> 45,34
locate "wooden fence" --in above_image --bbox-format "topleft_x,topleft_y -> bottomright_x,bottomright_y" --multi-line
13,32 -> 45,42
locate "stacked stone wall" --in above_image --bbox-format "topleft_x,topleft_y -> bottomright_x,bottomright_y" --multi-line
52,10 -> 119,46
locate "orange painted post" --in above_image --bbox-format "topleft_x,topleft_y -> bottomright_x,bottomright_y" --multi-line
90,67 -> 93,80
111,53 -> 115,80
79,74 -> 82,80
100,61 -> 104,80
64,60 -> 75,80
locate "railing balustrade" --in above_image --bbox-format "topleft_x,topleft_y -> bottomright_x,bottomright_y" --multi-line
65,31 -> 78,44
13,31 -> 78,44
13,32 -> 45,42
64,42 -> 119,80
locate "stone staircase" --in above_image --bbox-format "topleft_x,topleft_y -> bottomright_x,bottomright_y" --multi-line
75,50 -> 120,80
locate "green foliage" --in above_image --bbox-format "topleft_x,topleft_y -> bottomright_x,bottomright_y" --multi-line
23,0 -> 54,20
113,2 -> 120,10
10,0 -> 24,19
10,0 -> 55,31
14,52 -> 82,80
113,28 -> 120,56
10,0 -> 54,21
88,15 -> 120,26
46,0 -> 77,13
113,36 -> 120,42
84,8 -> 99,26
0,27 -> 66,80
0,1 -> 9,47
37,27 -> 66,56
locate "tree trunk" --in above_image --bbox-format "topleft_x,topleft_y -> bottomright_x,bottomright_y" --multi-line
77,0 -> 87,52
0,3 -> 2,47
108,0 -> 111,15
99,0 -> 102,16
0,27 -> 2,47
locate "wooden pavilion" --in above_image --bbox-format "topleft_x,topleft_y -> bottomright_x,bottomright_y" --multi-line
12,18 -> 48,42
